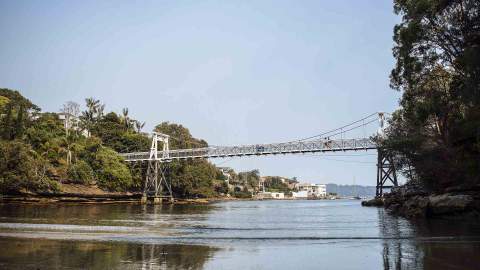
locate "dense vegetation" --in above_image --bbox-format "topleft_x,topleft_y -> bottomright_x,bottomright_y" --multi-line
0,89 -> 227,197
380,0 -> 480,191
262,176 -> 296,196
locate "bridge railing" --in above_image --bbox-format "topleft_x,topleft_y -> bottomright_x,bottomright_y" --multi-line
119,137 -> 377,162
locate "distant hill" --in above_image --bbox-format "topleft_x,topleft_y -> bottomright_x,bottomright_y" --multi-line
326,184 -> 376,197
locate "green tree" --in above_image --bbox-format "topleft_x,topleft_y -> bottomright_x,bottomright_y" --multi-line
0,89 -> 39,140
80,97 -> 105,137
238,170 -> 260,191
121,108 -> 135,131
0,140 -> 58,193
79,138 -> 133,191
0,96 -> 9,108
154,122 -> 207,149
381,0 -> 480,191
263,176 -> 291,194
134,120 -> 146,133
67,160 -> 95,185
93,112 -> 150,153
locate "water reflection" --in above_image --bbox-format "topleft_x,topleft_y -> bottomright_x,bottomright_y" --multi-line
378,208 -> 480,270
0,237 -> 219,270
1,201 -> 480,269
378,208 -> 422,269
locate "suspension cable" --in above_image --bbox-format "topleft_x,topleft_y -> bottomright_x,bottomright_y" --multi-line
288,112 -> 379,142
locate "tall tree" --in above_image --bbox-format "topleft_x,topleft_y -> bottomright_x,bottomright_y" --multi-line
61,101 -> 80,165
382,0 -> 480,190
134,120 -> 146,133
61,101 -> 80,136
80,98 -> 105,137
0,89 -> 39,140
121,108 -> 133,131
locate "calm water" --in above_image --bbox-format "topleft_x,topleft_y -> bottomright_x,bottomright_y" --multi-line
0,200 -> 480,269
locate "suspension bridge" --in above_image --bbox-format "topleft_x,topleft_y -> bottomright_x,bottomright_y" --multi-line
119,112 -> 398,203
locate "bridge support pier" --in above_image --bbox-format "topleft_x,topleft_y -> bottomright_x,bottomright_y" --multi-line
141,160 -> 173,204
153,196 -> 162,204
376,150 -> 398,197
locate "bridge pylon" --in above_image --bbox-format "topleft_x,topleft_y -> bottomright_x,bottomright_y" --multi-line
375,150 -> 398,197
141,132 -> 173,204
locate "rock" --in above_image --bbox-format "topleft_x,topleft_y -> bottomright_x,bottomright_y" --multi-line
361,198 -> 384,207
391,179 -> 428,198
428,194 -> 473,215
388,203 -> 401,214
383,192 -> 478,219
401,196 -> 429,218
365,179 -> 480,219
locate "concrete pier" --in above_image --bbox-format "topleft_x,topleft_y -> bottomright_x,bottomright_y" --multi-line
153,196 -> 162,204
140,195 -> 174,204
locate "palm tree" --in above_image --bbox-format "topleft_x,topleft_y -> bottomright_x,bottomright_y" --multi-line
80,98 -> 104,137
135,120 -> 145,133
122,107 -> 132,130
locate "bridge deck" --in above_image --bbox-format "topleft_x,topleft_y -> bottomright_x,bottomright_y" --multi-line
120,138 -> 377,162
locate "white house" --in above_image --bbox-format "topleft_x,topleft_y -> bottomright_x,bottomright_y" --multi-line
297,183 -> 327,198
271,192 -> 284,199
292,190 -> 308,199
257,192 -> 285,199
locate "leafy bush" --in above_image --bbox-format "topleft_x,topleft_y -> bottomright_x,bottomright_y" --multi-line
68,160 -> 95,185
0,140 -> 55,193
232,191 -> 252,199
94,147 -> 132,191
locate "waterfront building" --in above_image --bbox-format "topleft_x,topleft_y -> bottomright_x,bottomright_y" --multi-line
297,183 -> 327,198
271,192 -> 284,199
257,192 -> 285,199
291,190 -> 308,199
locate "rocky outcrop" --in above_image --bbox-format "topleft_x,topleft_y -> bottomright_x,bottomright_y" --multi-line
363,181 -> 480,219
428,194 -> 475,215
361,197 -> 384,207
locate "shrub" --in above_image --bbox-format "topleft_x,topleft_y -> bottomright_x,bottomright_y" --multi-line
68,160 -> 95,185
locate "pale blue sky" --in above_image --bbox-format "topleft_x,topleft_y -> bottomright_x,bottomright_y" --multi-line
0,0 -> 401,185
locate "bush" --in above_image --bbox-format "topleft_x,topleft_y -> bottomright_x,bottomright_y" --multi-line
233,191 -> 252,199
0,140 -> 55,194
68,160 -> 95,185
76,138 -> 133,191
88,145 -> 132,191
170,160 -> 218,198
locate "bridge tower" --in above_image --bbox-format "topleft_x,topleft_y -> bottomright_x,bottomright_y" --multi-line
375,112 -> 398,197
141,132 -> 173,204
376,151 -> 398,197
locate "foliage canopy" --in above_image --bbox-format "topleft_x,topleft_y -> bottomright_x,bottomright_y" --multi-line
0,89 -> 228,197
382,0 -> 480,191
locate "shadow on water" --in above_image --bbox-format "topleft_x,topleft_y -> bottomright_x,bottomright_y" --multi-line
378,208 -> 480,270
0,237 -> 219,270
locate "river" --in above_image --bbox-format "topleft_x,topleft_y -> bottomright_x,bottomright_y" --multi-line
0,200 -> 479,269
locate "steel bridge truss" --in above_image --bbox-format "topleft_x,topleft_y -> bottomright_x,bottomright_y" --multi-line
376,151 -> 398,197
121,113 -> 398,200
139,133 -> 173,203
121,137 -> 377,162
